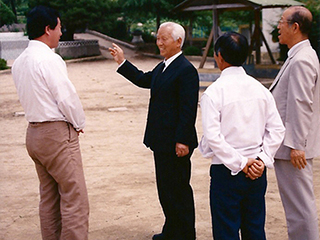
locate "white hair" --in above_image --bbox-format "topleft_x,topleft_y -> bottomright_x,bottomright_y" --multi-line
159,22 -> 185,48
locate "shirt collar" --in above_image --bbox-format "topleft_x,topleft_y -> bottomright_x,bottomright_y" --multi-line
288,39 -> 308,57
163,51 -> 182,70
28,40 -> 55,51
220,66 -> 246,77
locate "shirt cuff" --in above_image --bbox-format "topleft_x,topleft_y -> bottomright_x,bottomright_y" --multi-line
257,152 -> 274,169
117,59 -> 126,69
231,157 -> 248,176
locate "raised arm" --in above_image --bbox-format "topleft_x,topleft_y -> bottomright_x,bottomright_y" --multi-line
109,43 -> 125,65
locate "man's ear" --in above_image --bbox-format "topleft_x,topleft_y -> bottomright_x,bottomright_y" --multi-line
45,25 -> 51,36
217,52 -> 224,64
177,37 -> 182,48
292,22 -> 300,33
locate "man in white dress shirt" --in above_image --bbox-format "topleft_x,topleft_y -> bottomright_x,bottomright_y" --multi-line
199,32 -> 285,239
12,6 -> 89,240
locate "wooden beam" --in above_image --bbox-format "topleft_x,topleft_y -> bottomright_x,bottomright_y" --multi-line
199,8 -> 219,69
248,10 -> 277,65
199,26 -> 214,68
180,4 -> 249,11
259,27 -> 276,64
254,9 -> 261,64
248,27 -> 257,58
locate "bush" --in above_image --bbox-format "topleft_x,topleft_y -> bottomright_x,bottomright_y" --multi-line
0,58 -> 8,70
183,46 -> 202,56
142,32 -> 156,43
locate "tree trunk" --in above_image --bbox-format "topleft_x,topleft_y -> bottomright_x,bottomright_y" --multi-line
156,13 -> 161,30
188,17 -> 194,46
61,26 -> 75,41
10,0 -> 18,23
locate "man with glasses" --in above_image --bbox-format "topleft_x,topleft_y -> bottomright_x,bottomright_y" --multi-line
269,6 -> 320,240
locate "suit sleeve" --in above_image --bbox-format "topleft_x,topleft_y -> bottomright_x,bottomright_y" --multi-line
175,64 -> 199,147
284,58 -> 317,150
117,60 -> 154,89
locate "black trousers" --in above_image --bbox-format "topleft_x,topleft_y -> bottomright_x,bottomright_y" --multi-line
210,164 -> 267,240
153,150 -> 196,240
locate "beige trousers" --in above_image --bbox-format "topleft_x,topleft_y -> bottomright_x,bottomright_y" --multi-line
26,121 -> 89,240
275,159 -> 319,240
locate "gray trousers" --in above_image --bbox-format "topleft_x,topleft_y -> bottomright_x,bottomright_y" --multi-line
275,159 -> 319,240
26,121 -> 89,240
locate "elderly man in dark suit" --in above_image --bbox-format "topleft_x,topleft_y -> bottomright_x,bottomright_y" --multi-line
109,22 -> 199,240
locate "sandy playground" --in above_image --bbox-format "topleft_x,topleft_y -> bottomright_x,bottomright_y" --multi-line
1,37 -> 320,240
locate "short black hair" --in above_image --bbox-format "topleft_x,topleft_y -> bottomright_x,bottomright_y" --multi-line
214,31 -> 249,66
27,5 -> 60,40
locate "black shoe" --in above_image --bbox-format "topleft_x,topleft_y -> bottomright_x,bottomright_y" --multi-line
152,233 -> 167,240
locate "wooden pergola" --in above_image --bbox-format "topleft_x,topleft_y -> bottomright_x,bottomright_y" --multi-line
173,0 -> 304,68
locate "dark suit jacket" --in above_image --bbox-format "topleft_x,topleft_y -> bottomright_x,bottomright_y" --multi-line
118,54 -> 199,152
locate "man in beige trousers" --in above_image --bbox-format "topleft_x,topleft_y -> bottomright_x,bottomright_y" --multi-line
12,6 -> 89,240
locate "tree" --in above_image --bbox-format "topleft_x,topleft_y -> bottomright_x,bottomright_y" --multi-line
2,0 -> 17,23
0,0 -> 16,27
119,0 -> 183,30
28,0 -> 111,40
301,0 -> 320,57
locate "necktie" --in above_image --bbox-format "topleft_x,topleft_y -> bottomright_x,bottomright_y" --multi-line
158,62 -> 165,74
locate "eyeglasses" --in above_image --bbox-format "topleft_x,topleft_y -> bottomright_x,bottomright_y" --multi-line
278,19 -> 293,25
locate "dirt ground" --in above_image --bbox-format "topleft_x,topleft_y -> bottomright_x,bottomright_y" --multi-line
1,44 -> 320,240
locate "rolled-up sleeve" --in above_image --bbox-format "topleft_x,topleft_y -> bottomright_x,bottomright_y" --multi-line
42,56 -> 85,131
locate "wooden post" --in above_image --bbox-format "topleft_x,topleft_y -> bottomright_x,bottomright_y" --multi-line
259,27 -> 276,64
199,26 -> 213,68
199,8 -> 219,69
254,9 -> 261,64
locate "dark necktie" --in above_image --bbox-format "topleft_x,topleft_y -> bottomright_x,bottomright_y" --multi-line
158,62 -> 165,75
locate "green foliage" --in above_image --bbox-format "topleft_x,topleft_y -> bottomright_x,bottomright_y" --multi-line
0,58 -> 8,70
183,46 -> 202,56
219,11 -> 254,32
0,0 -> 16,27
106,20 -> 128,40
28,0 -> 113,40
301,0 -> 320,13
142,31 -> 156,43
193,12 -> 213,36
301,0 -> 320,56
118,0 -> 187,28
1,0 -> 29,24
10,0 -> 318,57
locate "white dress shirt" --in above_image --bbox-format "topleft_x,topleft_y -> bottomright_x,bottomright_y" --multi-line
287,39 -> 308,58
12,40 -> 85,131
119,51 -> 182,72
199,66 -> 285,175
163,51 -> 182,71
